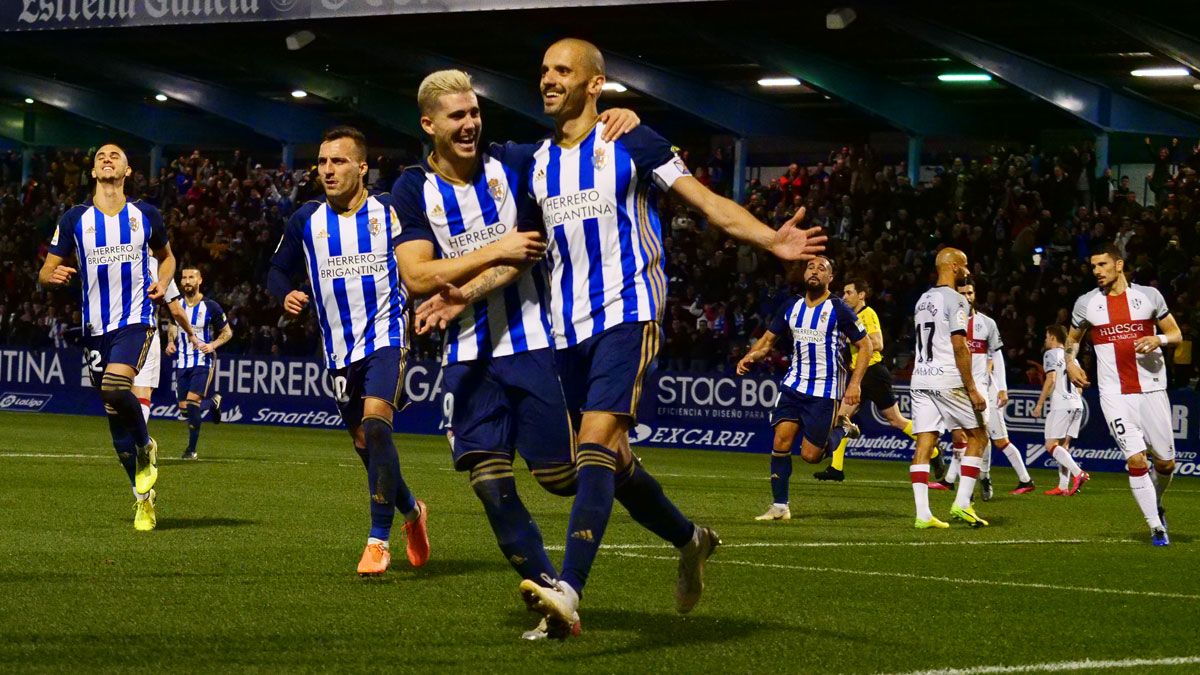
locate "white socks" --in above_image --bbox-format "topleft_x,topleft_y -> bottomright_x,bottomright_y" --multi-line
1000,443 -> 1032,482
1057,466 -> 1070,491
1051,446 -> 1082,476
954,456 -> 982,509
911,464 -> 932,520
1129,469 -> 1163,530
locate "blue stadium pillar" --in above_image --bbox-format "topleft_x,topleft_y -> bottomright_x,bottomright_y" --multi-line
907,135 -> 923,186
21,147 -> 33,185
281,143 -> 295,170
1093,133 -> 1109,178
150,144 -> 164,178
733,137 -> 747,204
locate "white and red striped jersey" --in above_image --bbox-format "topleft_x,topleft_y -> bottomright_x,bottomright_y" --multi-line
965,311 -> 1002,399
1071,284 -> 1170,395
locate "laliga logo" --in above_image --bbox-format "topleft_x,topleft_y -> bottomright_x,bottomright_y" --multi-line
221,405 -> 244,423
0,392 -> 52,411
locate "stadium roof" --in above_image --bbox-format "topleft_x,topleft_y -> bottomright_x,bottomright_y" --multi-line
1,0 -> 1198,161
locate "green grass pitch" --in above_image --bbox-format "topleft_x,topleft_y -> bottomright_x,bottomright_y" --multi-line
1,411 -> 1197,673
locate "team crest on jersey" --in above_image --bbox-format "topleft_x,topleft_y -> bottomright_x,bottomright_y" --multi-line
369,216 -> 382,236
1132,297 -> 1142,309
592,147 -> 608,170
129,216 -> 140,232
487,178 -> 506,202
431,204 -> 445,218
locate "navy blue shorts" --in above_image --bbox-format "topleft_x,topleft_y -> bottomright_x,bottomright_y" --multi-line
557,321 -> 660,422
326,346 -> 408,428
770,387 -> 838,448
84,324 -> 156,387
175,364 -> 215,401
442,348 -> 574,472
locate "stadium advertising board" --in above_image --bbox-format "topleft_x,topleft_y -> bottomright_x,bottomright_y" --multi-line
5,0 -> 716,31
3,347 -> 1195,474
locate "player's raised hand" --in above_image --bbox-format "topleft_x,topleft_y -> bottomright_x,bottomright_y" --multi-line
493,230 -> 547,265
1133,335 -> 1163,354
415,277 -> 469,335
283,290 -> 310,316
46,265 -> 77,287
1065,361 -> 1090,389
769,207 -> 828,261
968,387 -> 987,412
843,382 -> 862,407
598,108 -> 641,141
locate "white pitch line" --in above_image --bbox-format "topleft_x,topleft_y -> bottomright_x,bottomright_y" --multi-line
887,655 -> 1200,674
608,552 -> 1200,601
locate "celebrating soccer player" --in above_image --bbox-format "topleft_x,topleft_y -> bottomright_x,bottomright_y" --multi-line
268,126 -> 430,574
395,69 -> 639,639
1064,244 -> 1181,545
737,257 -> 872,521
907,248 -> 989,529
166,266 -> 231,460
508,38 -> 825,633
1032,324 -> 1088,496
38,143 -> 176,531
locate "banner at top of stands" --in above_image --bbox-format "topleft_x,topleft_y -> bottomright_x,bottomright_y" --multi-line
6,0 -> 715,32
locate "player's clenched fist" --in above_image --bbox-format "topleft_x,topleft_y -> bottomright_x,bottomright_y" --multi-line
284,290 -> 310,316
44,264 -> 76,287
493,230 -> 547,265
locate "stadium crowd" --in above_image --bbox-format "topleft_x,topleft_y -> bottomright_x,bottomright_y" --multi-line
1,138 -> 1196,389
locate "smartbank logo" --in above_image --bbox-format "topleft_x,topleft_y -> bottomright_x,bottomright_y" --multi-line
881,386 -> 1090,435
0,392 -> 52,411
629,424 -> 756,449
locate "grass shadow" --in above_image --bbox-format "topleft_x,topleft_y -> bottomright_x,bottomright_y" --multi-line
1124,530 -> 1191,544
408,557 -> 504,580
155,517 -> 258,530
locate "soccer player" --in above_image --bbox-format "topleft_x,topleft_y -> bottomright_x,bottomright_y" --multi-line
38,142 -> 175,531
737,257 -> 871,520
132,255 -> 199,427
167,266 -> 231,460
907,247 -> 989,529
813,277 -> 928,482
268,126 -> 430,573
513,38 -> 826,632
930,279 -> 1034,500
1032,324 -> 1088,496
1065,243 -> 1180,546
394,69 -> 638,639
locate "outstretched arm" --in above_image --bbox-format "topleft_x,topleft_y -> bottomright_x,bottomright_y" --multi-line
396,233 -> 545,296
737,330 -> 778,375
413,262 -> 528,335
669,176 -> 826,261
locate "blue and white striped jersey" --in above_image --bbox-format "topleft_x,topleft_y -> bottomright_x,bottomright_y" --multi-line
526,121 -> 690,347
270,193 -> 408,369
174,297 -> 226,369
48,199 -> 167,337
392,149 -> 552,364
770,294 -> 866,400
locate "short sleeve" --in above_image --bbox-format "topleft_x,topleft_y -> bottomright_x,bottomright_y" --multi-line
142,204 -> 168,250
1042,351 -> 1055,372
165,279 -> 183,304
769,299 -> 794,336
48,206 -> 85,258
1071,294 -> 1090,329
986,317 -> 1003,351
207,300 -> 227,332
860,307 -> 882,335
390,170 -> 437,248
618,125 -> 691,192
835,299 -> 867,342
1145,286 -> 1169,320
947,290 -> 969,335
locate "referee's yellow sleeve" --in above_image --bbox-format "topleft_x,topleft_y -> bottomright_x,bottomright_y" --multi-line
851,306 -> 884,367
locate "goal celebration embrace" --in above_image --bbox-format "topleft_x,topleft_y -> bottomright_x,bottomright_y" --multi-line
5,3 -> 1199,671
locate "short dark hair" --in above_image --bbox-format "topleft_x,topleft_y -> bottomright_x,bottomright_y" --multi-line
321,126 -> 367,161
956,275 -> 975,289
1089,242 -> 1123,262
811,255 -> 835,275
1046,324 -> 1068,345
95,141 -> 128,155
845,278 -> 870,297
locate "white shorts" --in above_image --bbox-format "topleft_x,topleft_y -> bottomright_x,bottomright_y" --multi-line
1044,407 -> 1083,441
985,403 -> 1008,441
911,388 -> 983,434
1099,390 -> 1175,461
133,330 -> 162,389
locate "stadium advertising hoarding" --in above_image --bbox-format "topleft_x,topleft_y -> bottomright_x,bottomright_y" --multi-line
5,0 -> 715,31
2,347 -> 1196,474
